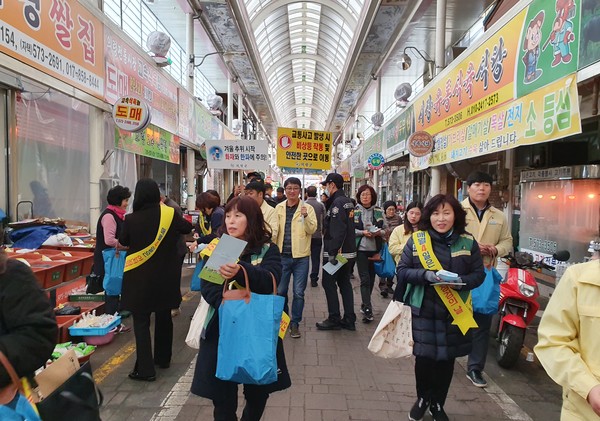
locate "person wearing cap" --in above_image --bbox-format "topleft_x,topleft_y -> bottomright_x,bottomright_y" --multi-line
264,183 -> 277,208
462,170 -> 513,388
245,180 -> 279,244
275,177 -> 317,339
316,173 -> 357,331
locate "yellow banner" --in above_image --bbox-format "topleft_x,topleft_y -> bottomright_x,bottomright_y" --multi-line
413,74 -> 581,171
412,231 -> 477,335
276,127 -> 332,170
124,205 -> 174,272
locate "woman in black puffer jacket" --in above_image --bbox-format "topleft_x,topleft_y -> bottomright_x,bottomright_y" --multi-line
395,194 -> 484,421
0,250 -> 57,388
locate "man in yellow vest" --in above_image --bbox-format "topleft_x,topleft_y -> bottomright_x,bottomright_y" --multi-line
244,179 -> 279,244
462,171 -> 513,388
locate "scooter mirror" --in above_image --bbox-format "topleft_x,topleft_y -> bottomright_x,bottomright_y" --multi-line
553,250 -> 570,262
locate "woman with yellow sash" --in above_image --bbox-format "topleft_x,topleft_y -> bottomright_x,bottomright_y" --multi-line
119,179 -> 193,382
395,194 -> 485,421
188,191 -> 224,253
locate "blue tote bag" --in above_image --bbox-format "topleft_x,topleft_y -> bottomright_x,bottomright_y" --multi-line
102,248 -> 127,296
216,266 -> 284,385
190,259 -> 204,291
374,243 -> 396,278
472,266 -> 502,314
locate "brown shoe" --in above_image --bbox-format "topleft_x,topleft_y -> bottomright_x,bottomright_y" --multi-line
290,324 -> 301,338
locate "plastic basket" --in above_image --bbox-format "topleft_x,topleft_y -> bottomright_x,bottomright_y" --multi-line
68,315 -> 121,336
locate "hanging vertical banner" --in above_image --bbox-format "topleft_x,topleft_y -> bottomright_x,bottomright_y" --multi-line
0,0 -> 104,97
276,127 -> 332,170
104,28 -> 178,135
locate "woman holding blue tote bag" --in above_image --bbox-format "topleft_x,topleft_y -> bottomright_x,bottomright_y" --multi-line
191,196 -> 290,421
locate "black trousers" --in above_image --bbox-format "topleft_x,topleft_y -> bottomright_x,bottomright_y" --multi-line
414,356 -> 455,406
212,385 -> 269,421
309,238 -> 322,282
131,308 -> 173,376
321,257 -> 356,323
356,251 -> 377,308
467,312 -> 493,372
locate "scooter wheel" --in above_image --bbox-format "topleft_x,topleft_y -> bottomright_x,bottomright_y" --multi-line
497,325 -> 525,368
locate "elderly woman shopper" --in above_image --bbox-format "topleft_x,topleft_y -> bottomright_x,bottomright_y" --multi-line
191,195 -> 290,421
354,185 -> 385,322
379,200 -> 402,298
395,194 -> 485,421
119,179 -> 193,382
92,185 -> 131,329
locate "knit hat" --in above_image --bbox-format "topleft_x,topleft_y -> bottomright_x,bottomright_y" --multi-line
383,200 -> 397,212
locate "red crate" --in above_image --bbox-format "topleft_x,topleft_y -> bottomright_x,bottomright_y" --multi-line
29,261 -> 66,289
55,315 -> 82,343
50,256 -> 84,282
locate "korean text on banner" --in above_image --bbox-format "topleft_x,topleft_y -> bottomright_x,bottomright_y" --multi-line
115,124 -> 181,164
276,127 -> 332,170
205,139 -> 269,171
412,74 -> 581,171
104,28 -> 178,135
0,0 -> 104,98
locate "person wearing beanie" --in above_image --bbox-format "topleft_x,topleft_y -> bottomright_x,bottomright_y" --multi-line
462,170 -> 513,388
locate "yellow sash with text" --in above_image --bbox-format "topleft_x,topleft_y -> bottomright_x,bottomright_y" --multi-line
124,205 -> 175,272
413,231 -> 478,335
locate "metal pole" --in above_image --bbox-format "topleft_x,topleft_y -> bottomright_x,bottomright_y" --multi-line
429,0 -> 446,197
186,13 -> 194,93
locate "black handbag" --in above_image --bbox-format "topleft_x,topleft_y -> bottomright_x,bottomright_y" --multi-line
86,273 -> 104,294
36,362 -> 103,421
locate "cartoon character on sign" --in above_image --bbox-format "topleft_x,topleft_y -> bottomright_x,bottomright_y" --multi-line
209,146 -> 223,161
543,0 -> 576,66
522,11 -> 545,83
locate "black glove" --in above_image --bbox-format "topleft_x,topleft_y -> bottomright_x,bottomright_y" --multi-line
424,271 -> 439,283
328,255 -> 338,265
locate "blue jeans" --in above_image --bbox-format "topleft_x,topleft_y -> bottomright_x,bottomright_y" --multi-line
278,255 -> 310,326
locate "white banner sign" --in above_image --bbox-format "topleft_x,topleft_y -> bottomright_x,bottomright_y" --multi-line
205,139 -> 269,171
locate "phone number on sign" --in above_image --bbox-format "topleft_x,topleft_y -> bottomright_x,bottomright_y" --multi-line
0,23 -> 100,91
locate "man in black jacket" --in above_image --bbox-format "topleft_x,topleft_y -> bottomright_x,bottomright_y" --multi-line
316,173 -> 357,331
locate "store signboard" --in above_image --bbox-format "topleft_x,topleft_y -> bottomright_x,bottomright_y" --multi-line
367,153 -> 385,170
112,96 -> 151,132
414,8 -> 526,135
384,105 -> 414,158
194,101 -> 212,144
104,28 -> 178,135
115,124 -> 180,164
0,0 -> 104,97
363,130 -> 383,163
276,127 -> 332,170
579,2 -> 600,69
178,88 -> 195,142
520,167 -> 573,182
412,74 -> 581,170
205,139 -> 269,171
516,0 -> 580,98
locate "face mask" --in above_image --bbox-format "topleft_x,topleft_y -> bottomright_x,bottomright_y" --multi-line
324,187 -> 330,197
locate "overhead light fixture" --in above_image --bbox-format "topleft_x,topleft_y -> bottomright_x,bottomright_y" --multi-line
398,46 -> 434,70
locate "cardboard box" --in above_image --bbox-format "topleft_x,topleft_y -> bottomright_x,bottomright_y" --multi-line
34,349 -> 80,400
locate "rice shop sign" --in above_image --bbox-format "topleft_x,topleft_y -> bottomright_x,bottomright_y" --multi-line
112,96 -> 151,132
407,131 -> 434,157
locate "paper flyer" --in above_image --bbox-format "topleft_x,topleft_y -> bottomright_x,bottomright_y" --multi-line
200,234 -> 247,284
323,255 -> 348,275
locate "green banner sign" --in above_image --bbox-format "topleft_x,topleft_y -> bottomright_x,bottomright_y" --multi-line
115,124 -> 180,164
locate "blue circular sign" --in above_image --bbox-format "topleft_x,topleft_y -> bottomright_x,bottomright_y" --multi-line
367,153 -> 385,170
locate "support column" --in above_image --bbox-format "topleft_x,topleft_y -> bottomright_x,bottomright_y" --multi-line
89,108 -> 104,233
374,75 -> 381,198
429,0 -> 446,197
227,77 -> 235,195
186,13 -> 194,93
186,149 -> 195,211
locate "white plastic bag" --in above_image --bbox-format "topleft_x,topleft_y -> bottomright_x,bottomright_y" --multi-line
185,297 -> 211,349
368,300 -> 413,358
42,233 -> 73,247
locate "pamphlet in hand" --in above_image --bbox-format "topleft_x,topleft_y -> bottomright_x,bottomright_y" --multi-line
200,234 -> 247,284
433,269 -> 466,286
323,255 -> 348,275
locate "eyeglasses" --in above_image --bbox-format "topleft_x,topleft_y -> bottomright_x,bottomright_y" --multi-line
285,187 -> 301,192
